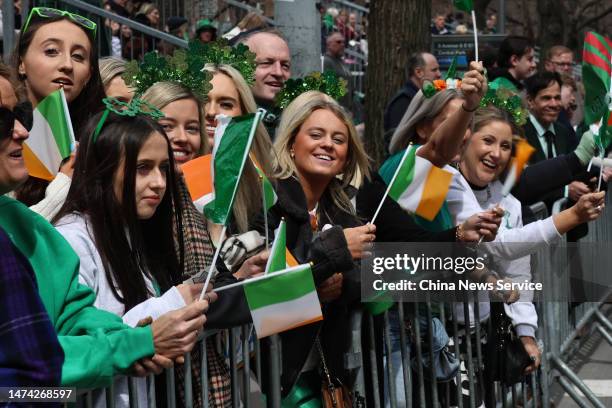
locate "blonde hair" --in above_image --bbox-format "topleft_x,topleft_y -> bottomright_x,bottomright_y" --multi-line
203,63 -> 275,233
139,81 -> 208,156
99,57 -> 128,88
274,91 -> 370,214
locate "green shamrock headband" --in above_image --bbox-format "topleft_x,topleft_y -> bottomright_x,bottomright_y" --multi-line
275,71 -> 347,110
92,97 -> 164,143
123,48 -> 213,98
187,39 -> 257,85
480,84 -> 529,126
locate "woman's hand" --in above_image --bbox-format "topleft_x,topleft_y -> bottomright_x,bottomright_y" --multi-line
59,145 -> 78,178
460,207 -> 503,242
233,250 -> 269,280
343,224 -> 376,259
177,283 -> 204,304
520,336 -> 541,374
571,191 -> 605,223
151,300 -> 209,361
460,61 -> 487,111
317,273 -> 343,303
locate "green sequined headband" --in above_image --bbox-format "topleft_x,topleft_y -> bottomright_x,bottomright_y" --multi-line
274,71 -> 347,110
480,84 -> 529,127
92,97 -> 164,143
123,47 -> 213,98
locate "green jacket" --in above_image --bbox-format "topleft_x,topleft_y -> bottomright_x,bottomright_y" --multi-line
0,196 -> 155,388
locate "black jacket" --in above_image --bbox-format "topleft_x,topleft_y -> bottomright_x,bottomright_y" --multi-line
384,80 -> 419,134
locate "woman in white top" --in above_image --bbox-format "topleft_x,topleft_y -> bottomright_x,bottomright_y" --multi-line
54,109 -> 207,407
446,105 -> 605,373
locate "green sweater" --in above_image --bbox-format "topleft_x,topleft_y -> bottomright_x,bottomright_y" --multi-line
0,196 -> 155,388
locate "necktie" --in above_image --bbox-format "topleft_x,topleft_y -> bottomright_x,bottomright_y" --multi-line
543,130 -> 555,159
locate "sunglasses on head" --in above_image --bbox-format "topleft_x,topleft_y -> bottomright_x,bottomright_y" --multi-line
22,7 -> 97,38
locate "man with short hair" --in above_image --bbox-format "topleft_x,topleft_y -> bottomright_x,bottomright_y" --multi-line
241,30 -> 291,138
544,45 -> 575,76
384,52 -> 441,135
490,35 -> 536,92
523,71 -> 588,209
323,31 -> 354,112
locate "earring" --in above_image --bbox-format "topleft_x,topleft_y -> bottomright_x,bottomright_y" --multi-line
290,149 -> 295,159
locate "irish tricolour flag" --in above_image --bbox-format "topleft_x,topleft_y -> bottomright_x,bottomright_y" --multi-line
265,219 -> 299,274
387,145 -> 453,221
23,89 -> 75,181
244,263 -> 322,338
204,112 -> 261,225
182,154 -> 213,212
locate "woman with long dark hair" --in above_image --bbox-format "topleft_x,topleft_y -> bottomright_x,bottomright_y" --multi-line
53,109 -> 209,407
11,7 -> 106,217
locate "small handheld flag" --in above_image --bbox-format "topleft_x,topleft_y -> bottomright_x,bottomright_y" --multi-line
204,112 -> 262,225
23,89 -> 75,181
215,264 -> 323,338
373,145 -> 453,223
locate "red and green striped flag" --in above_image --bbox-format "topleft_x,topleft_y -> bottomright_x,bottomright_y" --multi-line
582,31 -> 612,148
453,0 -> 473,12
204,112 -> 261,225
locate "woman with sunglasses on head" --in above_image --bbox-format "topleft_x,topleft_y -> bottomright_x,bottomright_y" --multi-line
53,105 -> 214,407
11,7 -> 106,219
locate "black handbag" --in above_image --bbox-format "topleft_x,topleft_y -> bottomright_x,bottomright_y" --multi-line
486,302 -> 533,385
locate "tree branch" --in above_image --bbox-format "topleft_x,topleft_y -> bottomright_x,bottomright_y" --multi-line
577,4 -> 612,30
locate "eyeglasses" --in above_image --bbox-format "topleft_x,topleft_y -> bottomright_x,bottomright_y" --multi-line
22,7 -> 97,38
568,103 -> 578,112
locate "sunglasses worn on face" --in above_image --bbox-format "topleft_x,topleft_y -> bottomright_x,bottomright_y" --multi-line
22,7 -> 97,38
0,107 -> 15,141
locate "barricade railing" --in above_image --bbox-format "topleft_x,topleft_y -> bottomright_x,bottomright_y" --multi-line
74,190 -> 611,408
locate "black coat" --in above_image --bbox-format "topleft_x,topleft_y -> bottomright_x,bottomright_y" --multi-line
384,80 -> 419,134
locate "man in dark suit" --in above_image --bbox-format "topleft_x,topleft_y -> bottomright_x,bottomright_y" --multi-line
523,72 -> 593,211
